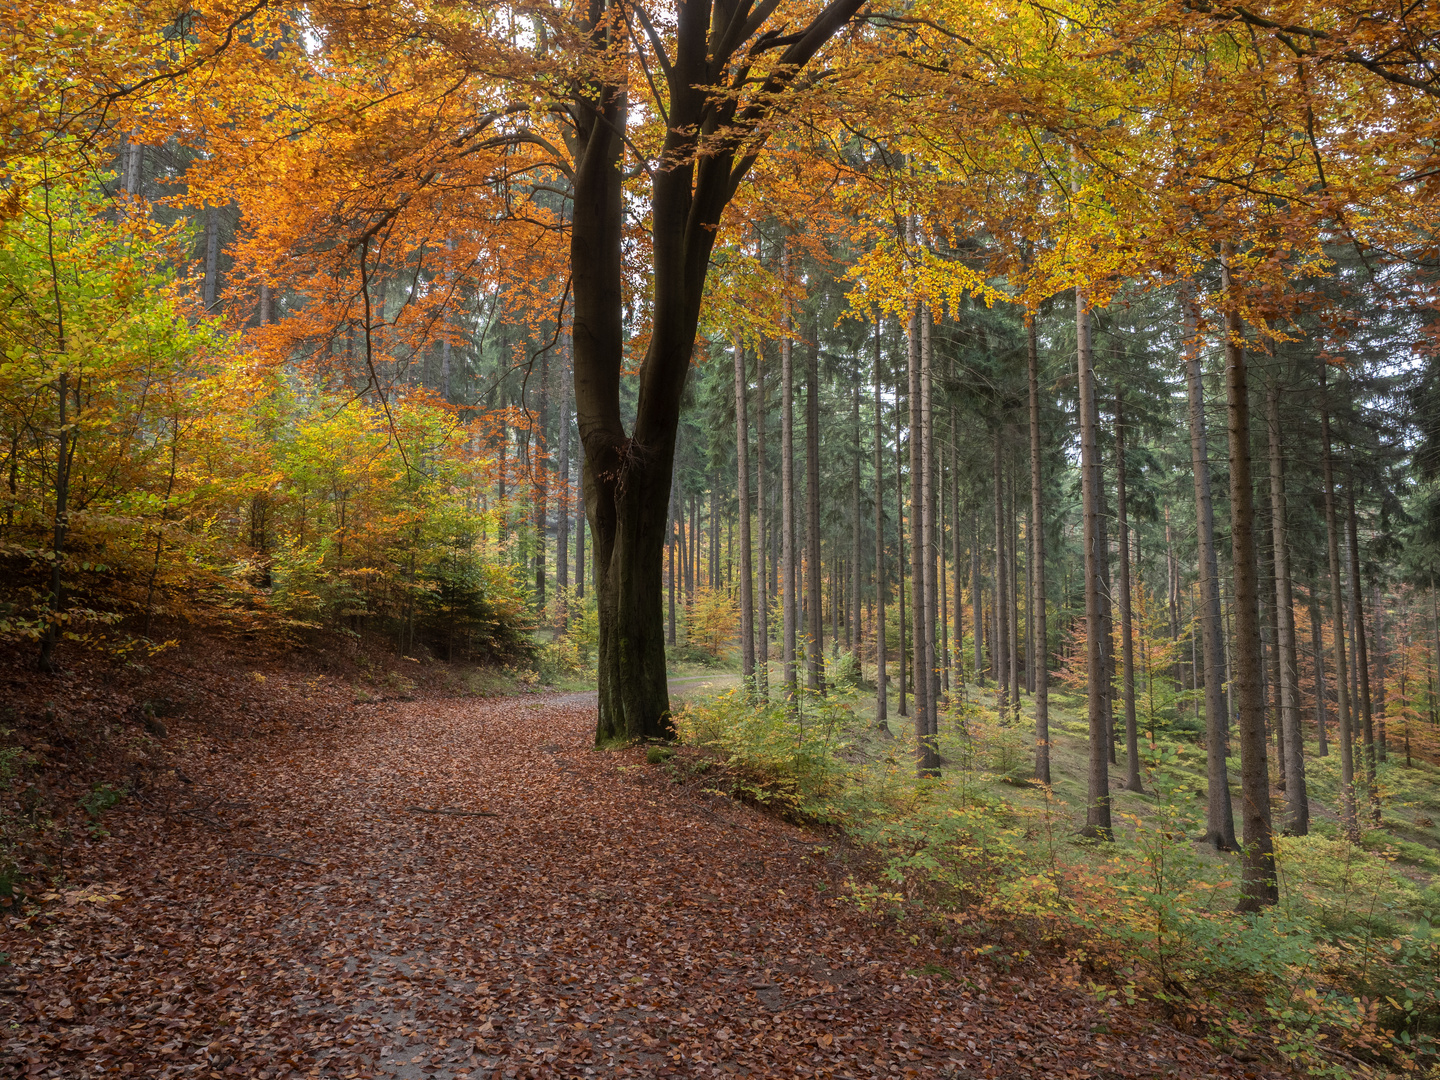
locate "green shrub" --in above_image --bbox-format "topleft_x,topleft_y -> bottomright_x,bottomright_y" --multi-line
674,688 -> 853,819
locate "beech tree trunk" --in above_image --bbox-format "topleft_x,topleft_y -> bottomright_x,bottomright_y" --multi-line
1116,395 -> 1142,792
1027,311 -> 1050,783
568,0 -> 865,744
1182,284 -> 1237,850
1267,382 -> 1308,833
1077,286 -> 1111,839
1219,272 -> 1277,910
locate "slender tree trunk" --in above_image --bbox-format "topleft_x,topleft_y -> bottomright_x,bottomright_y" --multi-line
873,312 -> 887,722
667,487 -> 678,646
1116,395 -> 1142,792
1347,478 -> 1381,822
910,304 -> 936,772
39,369 -> 72,673
852,374 -> 862,662
534,351 -> 550,612
921,306 -> 939,741
1219,268 -> 1277,910
1374,580 -> 1388,761
1321,370 -> 1360,835
1309,573 -> 1330,755
1182,283 -> 1238,850
1077,286 -> 1111,839
1028,310 -> 1050,783
896,400 -> 908,717
781,243 -> 798,700
734,338 -> 755,685
952,421 -> 964,694
557,335 -> 572,612
973,514 -> 983,687
993,429 -> 1011,719
756,342 -> 769,698
807,318 -> 824,693
1267,382 -> 1308,833
1009,458 -> 1021,718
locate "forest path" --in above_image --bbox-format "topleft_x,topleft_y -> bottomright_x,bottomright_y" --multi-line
4,695 -> 1266,1079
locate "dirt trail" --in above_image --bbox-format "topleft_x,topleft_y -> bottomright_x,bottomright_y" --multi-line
3,695 -> 1268,1078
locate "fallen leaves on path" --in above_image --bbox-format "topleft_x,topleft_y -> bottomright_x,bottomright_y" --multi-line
2,693 -> 1280,1078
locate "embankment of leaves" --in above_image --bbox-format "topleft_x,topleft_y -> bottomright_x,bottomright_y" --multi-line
0,614 -> 542,910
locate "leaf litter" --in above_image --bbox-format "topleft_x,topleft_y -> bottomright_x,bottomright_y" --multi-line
2,688 -> 1283,1079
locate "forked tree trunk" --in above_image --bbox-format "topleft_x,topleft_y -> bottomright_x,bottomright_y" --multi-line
1267,382 -> 1308,833
1027,310 -> 1050,783
1182,283 -> 1237,850
569,0 -> 865,744
1077,286 -> 1111,839
1219,271 -> 1277,910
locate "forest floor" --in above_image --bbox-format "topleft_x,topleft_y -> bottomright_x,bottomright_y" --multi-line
0,641 -> 1289,1079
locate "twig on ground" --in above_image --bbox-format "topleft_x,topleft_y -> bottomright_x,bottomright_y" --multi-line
405,806 -> 499,817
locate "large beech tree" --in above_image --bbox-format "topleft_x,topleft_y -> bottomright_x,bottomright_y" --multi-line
568,0 -> 867,741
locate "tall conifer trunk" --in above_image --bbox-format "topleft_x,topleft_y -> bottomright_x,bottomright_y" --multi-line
1077,286 -> 1111,839
756,342 -> 769,698
781,243 -> 798,700
1027,310 -> 1050,783
806,317 -> 824,693
1321,372 -> 1360,834
1347,479 -> 1381,821
909,303 -> 936,772
993,431 -> 1011,719
920,307 -> 939,741
1116,395 -> 1142,792
1308,572 -> 1329,755
873,314 -> 887,721
1219,269 -> 1277,909
1182,284 -> 1237,850
734,338 -> 755,685
1267,382 -> 1308,832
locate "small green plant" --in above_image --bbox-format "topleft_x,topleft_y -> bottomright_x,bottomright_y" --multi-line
646,745 -> 675,765
79,783 -> 124,836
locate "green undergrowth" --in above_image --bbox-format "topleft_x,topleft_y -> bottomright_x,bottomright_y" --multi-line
672,684 -> 1440,1076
